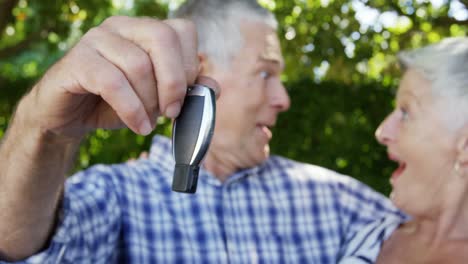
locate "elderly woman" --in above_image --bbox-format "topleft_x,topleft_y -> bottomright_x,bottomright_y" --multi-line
375,37 -> 468,262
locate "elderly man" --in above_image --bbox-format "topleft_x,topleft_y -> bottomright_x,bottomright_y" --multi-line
0,0 -> 404,263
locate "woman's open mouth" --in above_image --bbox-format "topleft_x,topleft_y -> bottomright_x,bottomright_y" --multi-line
388,153 -> 406,185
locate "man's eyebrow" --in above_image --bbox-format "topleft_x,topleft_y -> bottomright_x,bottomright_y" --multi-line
258,57 -> 285,70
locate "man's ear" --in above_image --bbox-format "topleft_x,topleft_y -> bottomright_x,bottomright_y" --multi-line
456,124 -> 468,170
198,53 -> 214,76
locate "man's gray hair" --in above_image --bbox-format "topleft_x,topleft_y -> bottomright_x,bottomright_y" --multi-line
170,0 -> 277,68
398,37 -> 468,129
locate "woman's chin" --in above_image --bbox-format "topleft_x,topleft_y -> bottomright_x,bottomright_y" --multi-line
389,190 -> 405,211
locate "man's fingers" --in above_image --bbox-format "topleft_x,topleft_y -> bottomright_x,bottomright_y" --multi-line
163,19 -> 199,85
82,27 -> 159,126
100,16 -> 198,118
70,45 -> 152,135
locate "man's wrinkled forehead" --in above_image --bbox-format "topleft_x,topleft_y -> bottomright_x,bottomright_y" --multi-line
260,31 -> 284,69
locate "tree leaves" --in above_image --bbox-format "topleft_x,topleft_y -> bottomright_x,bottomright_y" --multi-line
0,0 -> 466,194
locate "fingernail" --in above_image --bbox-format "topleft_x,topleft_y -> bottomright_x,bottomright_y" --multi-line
139,120 -> 152,136
165,101 -> 181,118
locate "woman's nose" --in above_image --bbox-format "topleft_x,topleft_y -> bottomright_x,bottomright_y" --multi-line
375,113 -> 397,145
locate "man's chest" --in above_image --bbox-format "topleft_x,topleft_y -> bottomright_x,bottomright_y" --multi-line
118,191 -> 342,263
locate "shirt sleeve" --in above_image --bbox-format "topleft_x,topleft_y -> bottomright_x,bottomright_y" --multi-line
335,177 -> 407,263
1,165 -> 122,264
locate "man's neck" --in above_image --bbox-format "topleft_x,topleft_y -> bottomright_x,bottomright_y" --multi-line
203,151 -> 237,183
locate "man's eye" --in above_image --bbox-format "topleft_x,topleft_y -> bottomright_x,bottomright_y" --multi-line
260,71 -> 271,79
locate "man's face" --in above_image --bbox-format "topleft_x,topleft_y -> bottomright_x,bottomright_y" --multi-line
208,21 -> 290,171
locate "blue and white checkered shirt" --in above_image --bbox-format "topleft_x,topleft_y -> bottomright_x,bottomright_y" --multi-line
7,136 -> 405,264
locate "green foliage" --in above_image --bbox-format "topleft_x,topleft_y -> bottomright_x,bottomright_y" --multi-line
271,80 -> 396,194
0,0 -> 467,194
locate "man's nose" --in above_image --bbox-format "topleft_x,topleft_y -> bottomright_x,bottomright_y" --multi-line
271,82 -> 290,112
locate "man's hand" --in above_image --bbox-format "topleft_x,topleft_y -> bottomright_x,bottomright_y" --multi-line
27,16 -> 200,139
0,16 -> 216,261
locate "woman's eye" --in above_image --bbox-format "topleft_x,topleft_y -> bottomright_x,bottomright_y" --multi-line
400,108 -> 409,121
260,71 -> 271,79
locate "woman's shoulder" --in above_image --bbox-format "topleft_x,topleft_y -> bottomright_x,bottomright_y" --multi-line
377,222 -> 468,264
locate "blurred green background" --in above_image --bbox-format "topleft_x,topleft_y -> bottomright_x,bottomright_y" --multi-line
0,0 -> 467,195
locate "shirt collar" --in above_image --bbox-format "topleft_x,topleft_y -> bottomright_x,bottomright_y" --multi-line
148,135 -> 174,172
149,135 -> 269,186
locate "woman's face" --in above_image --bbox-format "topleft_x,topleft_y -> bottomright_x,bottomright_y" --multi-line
375,69 -> 458,217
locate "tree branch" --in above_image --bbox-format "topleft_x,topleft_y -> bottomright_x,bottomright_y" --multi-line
433,17 -> 468,26
0,0 -> 19,35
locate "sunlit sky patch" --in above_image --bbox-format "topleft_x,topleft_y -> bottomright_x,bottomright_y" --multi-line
353,0 -> 468,30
